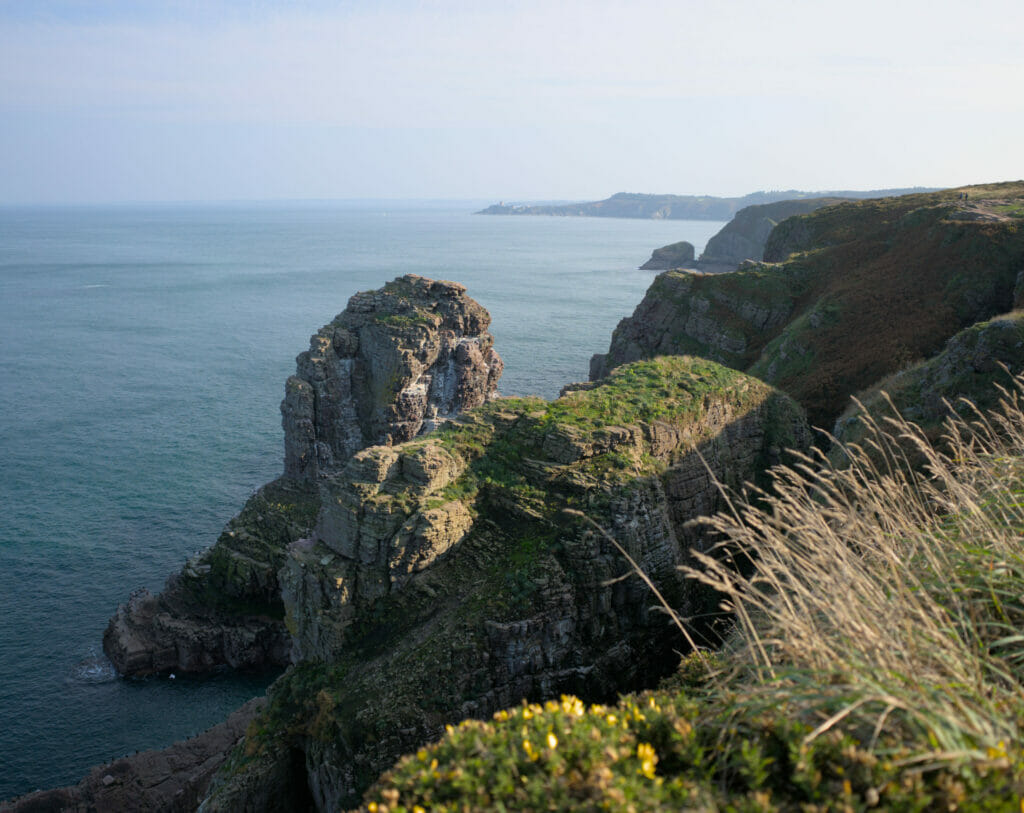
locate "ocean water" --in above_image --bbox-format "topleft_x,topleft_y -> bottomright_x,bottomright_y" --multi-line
0,201 -> 725,799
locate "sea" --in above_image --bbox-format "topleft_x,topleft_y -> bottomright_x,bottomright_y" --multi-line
0,200 -> 725,799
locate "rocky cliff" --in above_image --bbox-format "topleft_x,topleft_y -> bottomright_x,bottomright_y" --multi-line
199,356 -> 809,810
282,275 -> 502,481
592,182 -> 1024,429
639,240 -> 695,270
694,197 -> 847,273
104,276 -> 503,678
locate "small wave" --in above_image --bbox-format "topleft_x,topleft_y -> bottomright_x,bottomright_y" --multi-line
81,284 -> 109,289
69,649 -> 117,684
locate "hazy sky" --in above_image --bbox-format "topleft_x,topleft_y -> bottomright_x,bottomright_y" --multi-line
2,0 -> 1021,203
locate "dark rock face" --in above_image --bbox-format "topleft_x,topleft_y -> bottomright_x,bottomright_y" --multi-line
0,700 -> 264,813
282,275 -> 503,480
103,276 -> 503,678
696,197 -> 847,272
639,240 -> 695,270
201,357 -> 811,811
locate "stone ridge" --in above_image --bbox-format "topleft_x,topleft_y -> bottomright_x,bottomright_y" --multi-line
282,274 -> 503,480
200,356 -> 810,810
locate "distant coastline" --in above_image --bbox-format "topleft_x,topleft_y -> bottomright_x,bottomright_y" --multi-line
477,188 -> 938,220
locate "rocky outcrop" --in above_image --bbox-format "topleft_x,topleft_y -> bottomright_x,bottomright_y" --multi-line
0,699 -> 265,813
592,183 -> 1024,429
695,197 -> 847,272
201,356 -> 810,810
104,276 -> 503,678
103,478 -> 319,677
639,240 -> 695,270
282,275 -> 502,480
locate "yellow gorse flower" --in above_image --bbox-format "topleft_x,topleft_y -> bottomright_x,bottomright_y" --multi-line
637,742 -> 658,779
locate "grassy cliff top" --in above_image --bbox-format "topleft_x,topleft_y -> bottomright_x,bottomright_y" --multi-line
360,380 -> 1024,812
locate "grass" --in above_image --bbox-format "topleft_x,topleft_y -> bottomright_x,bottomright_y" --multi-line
360,379 -> 1024,810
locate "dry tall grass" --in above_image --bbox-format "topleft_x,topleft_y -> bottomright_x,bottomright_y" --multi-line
686,383 -> 1024,768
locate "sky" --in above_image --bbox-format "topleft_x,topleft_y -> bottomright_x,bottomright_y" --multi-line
1,0 -> 1022,203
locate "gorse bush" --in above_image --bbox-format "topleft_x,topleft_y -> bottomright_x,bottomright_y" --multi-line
361,381 -> 1024,811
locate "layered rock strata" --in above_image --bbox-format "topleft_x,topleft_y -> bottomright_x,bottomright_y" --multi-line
104,276 -> 503,677
282,274 -> 503,480
200,356 -> 810,810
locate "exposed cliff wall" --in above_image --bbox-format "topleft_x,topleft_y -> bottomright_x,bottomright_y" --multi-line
593,182 -> 1024,429
104,276 -> 503,677
282,275 -> 502,480
200,356 -> 810,810
695,197 -> 847,272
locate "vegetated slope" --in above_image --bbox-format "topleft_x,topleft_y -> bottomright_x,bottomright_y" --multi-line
592,181 -> 1024,429
831,310 -> 1024,457
360,381 -> 1024,812
199,357 -> 809,810
476,188 -> 934,220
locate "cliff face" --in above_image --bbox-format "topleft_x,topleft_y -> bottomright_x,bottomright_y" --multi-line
695,197 -> 847,272
104,275 -> 502,678
200,356 -> 810,810
593,182 -> 1024,429
282,275 -> 502,481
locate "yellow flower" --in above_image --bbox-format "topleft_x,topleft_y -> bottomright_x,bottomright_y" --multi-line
367,804 -> 378,813
637,742 -> 658,779
606,714 -> 617,725
494,709 -> 509,722
547,731 -> 558,749
546,699 -> 560,713
416,749 -> 428,762
987,740 -> 1008,760
414,806 -> 426,813
523,707 -> 533,720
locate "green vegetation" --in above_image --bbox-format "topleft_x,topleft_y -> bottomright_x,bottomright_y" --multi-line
601,182 -> 1024,430
360,381 -> 1024,811
181,477 -> 321,617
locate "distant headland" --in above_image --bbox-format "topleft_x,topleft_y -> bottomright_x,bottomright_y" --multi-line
477,188 -> 936,220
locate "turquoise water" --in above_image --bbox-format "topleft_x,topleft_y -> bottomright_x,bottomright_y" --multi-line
0,201 -> 725,799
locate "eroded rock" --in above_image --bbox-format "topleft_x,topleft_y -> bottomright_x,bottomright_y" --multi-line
283,275 -> 503,480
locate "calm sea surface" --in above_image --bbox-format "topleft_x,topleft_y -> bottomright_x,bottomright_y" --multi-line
0,201 -> 725,798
